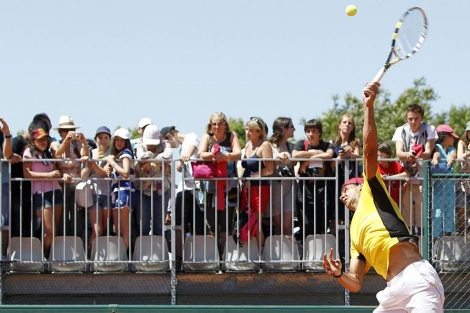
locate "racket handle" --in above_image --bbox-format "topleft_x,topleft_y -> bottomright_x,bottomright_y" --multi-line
372,67 -> 386,83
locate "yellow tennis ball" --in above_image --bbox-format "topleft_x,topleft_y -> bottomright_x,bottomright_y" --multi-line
345,5 -> 357,17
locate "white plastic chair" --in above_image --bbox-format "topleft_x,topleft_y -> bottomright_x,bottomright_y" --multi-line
132,236 -> 169,272
223,237 -> 260,271
435,236 -> 470,272
183,235 -> 219,272
8,237 -> 44,272
263,235 -> 300,271
48,236 -> 86,272
90,236 -> 128,272
303,234 -> 336,271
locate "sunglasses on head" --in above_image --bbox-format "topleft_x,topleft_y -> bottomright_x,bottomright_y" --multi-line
250,117 -> 263,129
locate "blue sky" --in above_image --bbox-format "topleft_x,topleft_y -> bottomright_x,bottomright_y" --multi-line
0,1 -> 468,140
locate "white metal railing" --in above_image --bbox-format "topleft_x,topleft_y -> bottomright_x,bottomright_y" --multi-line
1,157 -> 468,273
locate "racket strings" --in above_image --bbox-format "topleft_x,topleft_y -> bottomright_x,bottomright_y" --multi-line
394,9 -> 427,59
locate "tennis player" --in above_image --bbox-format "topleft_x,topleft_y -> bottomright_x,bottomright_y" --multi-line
323,82 -> 444,312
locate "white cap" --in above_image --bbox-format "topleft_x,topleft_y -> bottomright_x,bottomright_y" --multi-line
142,125 -> 160,145
137,117 -> 152,129
113,128 -> 131,140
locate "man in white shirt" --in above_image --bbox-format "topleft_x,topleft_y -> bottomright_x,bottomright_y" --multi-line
391,104 -> 438,235
161,126 -> 205,257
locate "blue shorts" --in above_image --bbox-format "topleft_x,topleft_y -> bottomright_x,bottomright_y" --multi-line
92,194 -> 111,210
112,190 -> 135,210
1,183 -> 9,227
33,189 -> 64,212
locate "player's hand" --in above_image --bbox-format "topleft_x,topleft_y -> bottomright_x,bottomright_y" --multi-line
362,82 -> 380,107
323,248 -> 343,277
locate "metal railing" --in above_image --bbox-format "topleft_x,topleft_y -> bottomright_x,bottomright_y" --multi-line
1,157 -> 470,309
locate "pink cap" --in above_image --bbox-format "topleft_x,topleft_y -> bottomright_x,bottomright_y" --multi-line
436,124 -> 459,139
343,177 -> 364,187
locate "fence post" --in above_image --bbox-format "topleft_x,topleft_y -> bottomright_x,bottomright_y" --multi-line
422,160 -> 430,260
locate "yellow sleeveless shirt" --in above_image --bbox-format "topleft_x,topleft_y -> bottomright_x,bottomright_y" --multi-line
350,170 -> 418,279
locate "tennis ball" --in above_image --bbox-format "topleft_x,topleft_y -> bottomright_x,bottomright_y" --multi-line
345,5 -> 357,17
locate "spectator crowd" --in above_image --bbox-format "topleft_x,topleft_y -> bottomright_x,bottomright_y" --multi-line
0,105 -> 469,260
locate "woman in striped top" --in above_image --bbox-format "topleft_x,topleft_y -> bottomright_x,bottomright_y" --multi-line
105,128 -> 136,251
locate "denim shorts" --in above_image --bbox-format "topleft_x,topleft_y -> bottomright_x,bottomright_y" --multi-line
92,194 -> 111,210
112,190 -> 135,210
33,189 -> 64,212
1,183 -> 9,227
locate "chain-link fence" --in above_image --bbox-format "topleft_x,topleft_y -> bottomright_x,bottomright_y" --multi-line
426,160 -> 470,309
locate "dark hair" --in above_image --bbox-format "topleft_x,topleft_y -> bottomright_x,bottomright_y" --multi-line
28,136 -> 52,157
32,113 -> 51,132
378,142 -> 393,157
28,120 -> 50,133
304,119 -> 322,134
269,117 -> 292,145
110,137 -> 134,158
86,139 -> 97,150
406,104 -> 425,118
436,132 -> 449,145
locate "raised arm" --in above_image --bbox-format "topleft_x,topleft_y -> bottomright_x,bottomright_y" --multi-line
362,82 -> 380,180
0,118 -> 12,159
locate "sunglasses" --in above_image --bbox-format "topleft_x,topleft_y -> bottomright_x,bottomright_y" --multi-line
211,122 -> 225,127
250,117 -> 263,128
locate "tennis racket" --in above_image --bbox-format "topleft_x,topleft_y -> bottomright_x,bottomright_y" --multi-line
372,7 -> 428,82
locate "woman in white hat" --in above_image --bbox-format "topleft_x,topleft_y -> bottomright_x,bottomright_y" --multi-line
105,128 -> 136,251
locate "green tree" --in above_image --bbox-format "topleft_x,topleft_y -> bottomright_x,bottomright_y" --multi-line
431,105 -> 470,140
312,78 -> 439,150
229,117 -> 246,148
130,127 -> 140,140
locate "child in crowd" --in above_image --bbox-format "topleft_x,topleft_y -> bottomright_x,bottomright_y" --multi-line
377,142 -> 409,205
23,126 -> 68,256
